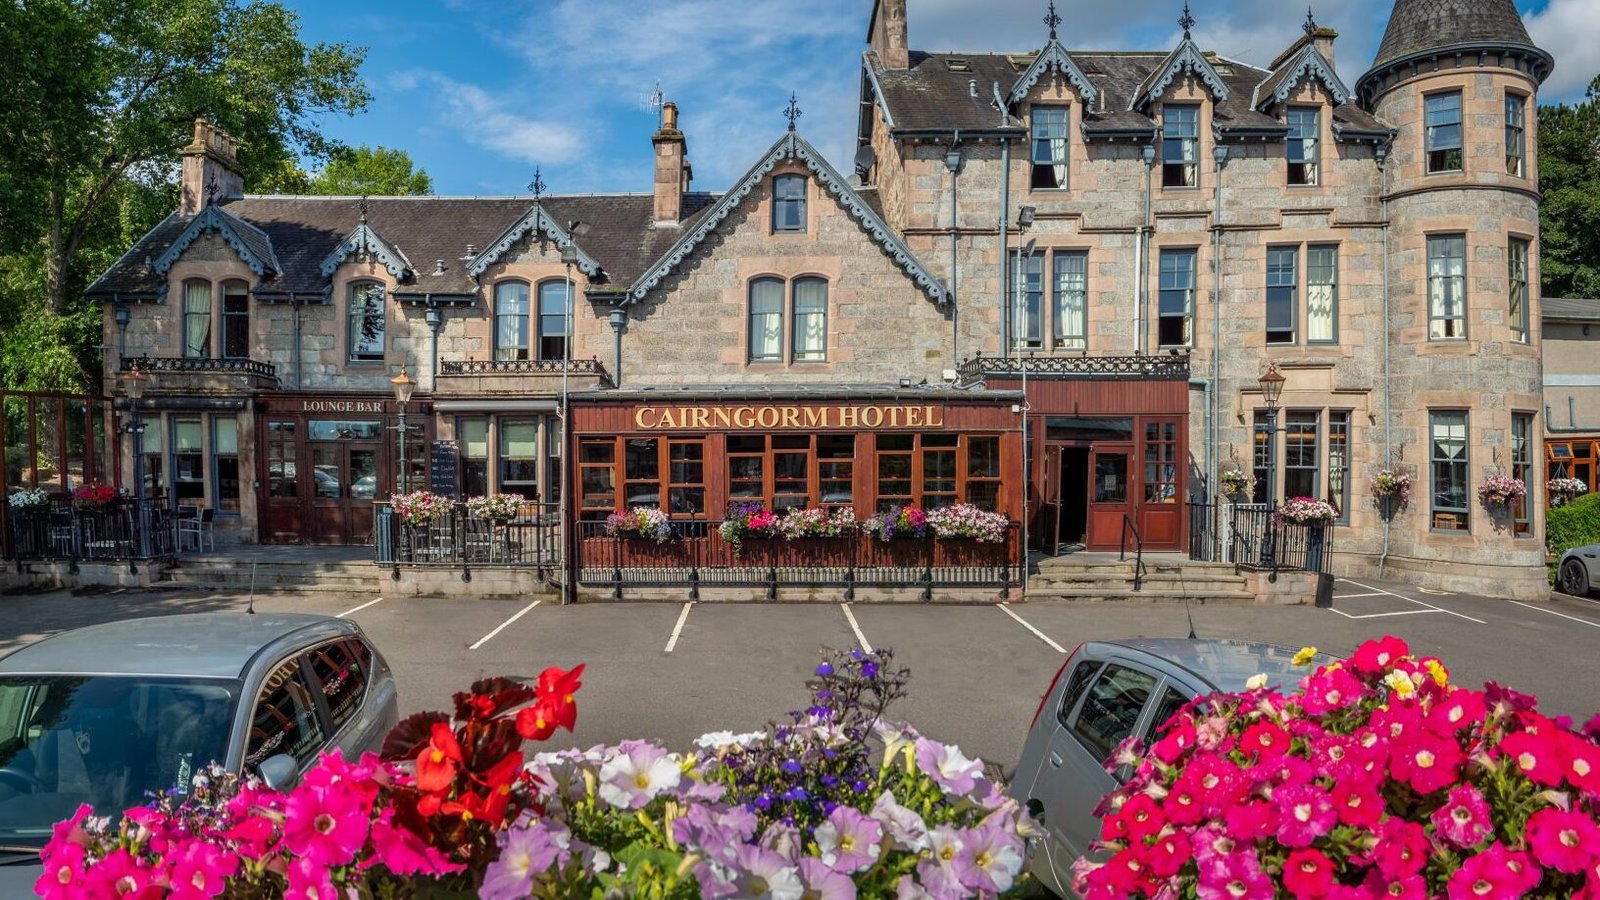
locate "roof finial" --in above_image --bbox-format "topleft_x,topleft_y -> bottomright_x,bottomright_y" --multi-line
1303,6 -> 1318,36
784,93 -> 802,132
204,173 -> 220,207
528,166 -> 545,203
1178,1 -> 1195,39
1044,1 -> 1061,41
358,194 -> 369,224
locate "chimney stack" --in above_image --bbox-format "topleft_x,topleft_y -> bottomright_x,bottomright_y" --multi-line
1310,26 -> 1337,72
652,101 -> 690,226
869,0 -> 910,70
179,119 -> 245,215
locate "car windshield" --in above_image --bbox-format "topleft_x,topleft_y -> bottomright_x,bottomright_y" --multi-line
0,675 -> 239,848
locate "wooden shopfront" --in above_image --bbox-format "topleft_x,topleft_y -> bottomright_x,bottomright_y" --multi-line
256,394 -> 430,545
567,390 -> 1025,524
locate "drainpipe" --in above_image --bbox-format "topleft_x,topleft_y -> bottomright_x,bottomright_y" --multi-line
1210,144 -> 1229,556
290,293 -> 302,391
608,306 -> 627,387
424,298 -> 443,392
1377,144 -> 1393,577
1545,399 -> 1600,432
945,131 -> 962,362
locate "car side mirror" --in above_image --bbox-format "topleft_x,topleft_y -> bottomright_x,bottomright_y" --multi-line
257,754 -> 300,792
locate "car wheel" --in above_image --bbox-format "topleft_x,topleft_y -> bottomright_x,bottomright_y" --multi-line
1560,559 -> 1591,596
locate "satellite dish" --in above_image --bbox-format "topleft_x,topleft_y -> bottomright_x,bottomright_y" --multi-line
853,146 -> 876,177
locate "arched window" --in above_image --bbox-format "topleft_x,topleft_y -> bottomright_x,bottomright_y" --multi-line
772,175 -> 806,233
347,281 -> 386,362
748,278 -> 784,362
494,281 -> 530,361
182,279 -> 212,358
537,280 -> 570,361
221,279 -> 250,359
791,277 -> 828,362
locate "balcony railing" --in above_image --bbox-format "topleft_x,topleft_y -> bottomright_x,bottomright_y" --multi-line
437,358 -> 609,377
374,502 -> 561,579
574,518 -> 1020,601
4,498 -> 178,567
957,352 -> 1190,383
118,356 -> 277,380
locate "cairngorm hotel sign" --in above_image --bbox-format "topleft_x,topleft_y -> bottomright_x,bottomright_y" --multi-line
634,404 -> 948,431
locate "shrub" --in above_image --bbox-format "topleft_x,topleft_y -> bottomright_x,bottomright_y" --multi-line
1547,490 -> 1600,560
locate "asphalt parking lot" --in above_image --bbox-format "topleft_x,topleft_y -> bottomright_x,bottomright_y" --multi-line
1,579 -> 1596,769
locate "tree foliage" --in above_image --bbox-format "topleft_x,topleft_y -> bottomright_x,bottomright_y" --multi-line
308,145 -> 433,196
0,0 -> 370,391
1538,74 -> 1600,300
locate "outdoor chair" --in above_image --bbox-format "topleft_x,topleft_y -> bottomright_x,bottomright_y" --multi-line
177,508 -> 215,552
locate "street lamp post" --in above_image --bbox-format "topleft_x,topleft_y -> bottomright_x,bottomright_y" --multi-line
1258,362 -> 1286,574
122,363 -> 149,559
559,238 -> 579,605
391,367 -> 416,495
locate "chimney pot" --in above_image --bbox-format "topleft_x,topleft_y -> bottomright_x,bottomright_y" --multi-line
179,119 -> 244,215
653,100 -> 689,225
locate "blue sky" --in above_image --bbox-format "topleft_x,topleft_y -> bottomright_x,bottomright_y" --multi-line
281,0 -> 1595,197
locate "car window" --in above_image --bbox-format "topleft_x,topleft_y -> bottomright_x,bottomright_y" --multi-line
1054,661 -> 1102,729
1068,663 -> 1158,761
306,639 -> 371,732
1146,685 -> 1189,739
244,658 -> 327,769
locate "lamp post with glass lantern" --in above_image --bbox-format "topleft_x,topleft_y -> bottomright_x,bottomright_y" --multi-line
390,367 -> 416,495
1258,362 -> 1286,573
122,363 -> 149,558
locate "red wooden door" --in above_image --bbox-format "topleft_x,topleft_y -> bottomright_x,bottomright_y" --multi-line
1087,444 -> 1134,551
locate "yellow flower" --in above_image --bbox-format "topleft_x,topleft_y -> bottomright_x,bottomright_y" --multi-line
1383,670 -> 1416,699
1424,659 -> 1450,688
1292,646 -> 1318,667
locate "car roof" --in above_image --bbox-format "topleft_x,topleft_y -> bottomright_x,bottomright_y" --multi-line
1093,638 -> 1330,693
0,612 -> 358,680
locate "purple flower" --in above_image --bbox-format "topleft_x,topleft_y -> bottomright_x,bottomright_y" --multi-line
672,804 -> 756,866
815,806 -> 884,873
816,661 -> 835,676
914,738 -> 983,796
861,662 -> 880,680
730,844 -> 805,899
597,742 -> 681,810
871,790 -> 930,851
481,822 -> 569,900
1430,783 -> 1492,849
780,759 -> 803,774
956,823 -> 1025,893
1273,782 -> 1337,847
799,858 -> 858,900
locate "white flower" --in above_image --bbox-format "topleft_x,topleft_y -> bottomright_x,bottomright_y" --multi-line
1245,673 -> 1269,690
597,744 -> 681,810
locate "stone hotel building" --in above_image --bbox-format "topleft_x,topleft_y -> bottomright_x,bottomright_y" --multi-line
83,0 -> 1554,599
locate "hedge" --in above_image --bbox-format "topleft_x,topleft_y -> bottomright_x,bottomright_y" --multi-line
1546,490 -> 1600,561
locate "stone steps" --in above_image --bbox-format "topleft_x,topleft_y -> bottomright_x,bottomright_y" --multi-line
159,559 -> 381,595
1026,552 -> 1255,604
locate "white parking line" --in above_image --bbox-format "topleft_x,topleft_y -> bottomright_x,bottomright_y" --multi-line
469,600 -> 541,650
999,604 -> 1068,653
1328,608 -> 1440,621
665,602 -> 695,652
336,597 -> 383,618
840,604 -> 873,653
1334,578 -> 1487,625
1331,592 -> 1390,600
1504,599 -> 1600,630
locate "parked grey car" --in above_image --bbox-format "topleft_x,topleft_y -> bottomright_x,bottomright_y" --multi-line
0,613 -> 398,889
1007,639 -> 1335,897
1557,543 -> 1600,596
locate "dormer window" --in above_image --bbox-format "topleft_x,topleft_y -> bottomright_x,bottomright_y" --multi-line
1287,108 -> 1320,186
1030,107 -> 1069,190
1161,105 -> 1199,188
772,175 -> 806,233
1425,92 -> 1463,174
347,281 -> 386,362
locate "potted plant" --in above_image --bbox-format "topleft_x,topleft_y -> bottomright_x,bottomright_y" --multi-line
926,502 -> 1010,543
718,502 -> 778,555
774,507 -> 858,540
6,487 -> 50,514
860,504 -> 930,541
70,482 -> 117,512
390,490 -> 452,527
1274,497 -> 1336,571
1547,476 -> 1587,507
466,493 -> 523,524
605,506 -> 672,543
1477,474 -> 1527,509
1218,467 -> 1254,500
1370,467 -> 1413,519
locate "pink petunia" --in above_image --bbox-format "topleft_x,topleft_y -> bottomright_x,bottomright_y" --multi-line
1112,793 -> 1167,844
1239,720 -> 1291,760
1565,732 -> 1600,795
1363,870 -> 1428,900
1448,843 -> 1538,899
1224,800 -> 1277,843
1427,689 -> 1488,736
1145,830 -> 1191,880
1430,784 -> 1493,849
1350,635 -> 1411,675
1274,783 -> 1337,848
1301,666 -> 1365,716
1332,779 -> 1385,830
1283,848 -> 1336,899
166,840 -> 239,900
281,779 -> 372,870
1499,728 -> 1567,786
1527,807 -> 1600,874
1370,819 -> 1431,879
85,848 -> 159,899
283,856 -> 339,900
34,840 -> 90,900
1389,733 -> 1464,795
1195,848 -> 1272,900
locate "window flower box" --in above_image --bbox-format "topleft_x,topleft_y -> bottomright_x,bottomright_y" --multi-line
465,493 -> 522,523
390,490 -> 452,527
605,506 -> 672,543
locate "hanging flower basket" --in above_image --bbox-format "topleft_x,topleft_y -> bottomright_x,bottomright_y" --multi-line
390,490 -> 452,527
70,482 -> 117,511
1274,496 -> 1336,525
1218,468 -> 1254,499
1547,477 -> 1588,507
6,487 -> 50,512
1477,474 -> 1526,508
466,493 -> 523,523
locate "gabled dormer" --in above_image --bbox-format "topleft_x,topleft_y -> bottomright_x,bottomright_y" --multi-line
468,204 -> 602,281
1009,9 -> 1098,192
152,204 -> 280,281
320,206 -> 413,281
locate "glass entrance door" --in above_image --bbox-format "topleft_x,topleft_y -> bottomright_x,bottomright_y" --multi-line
306,419 -> 382,545
1087,444 -> 1134,550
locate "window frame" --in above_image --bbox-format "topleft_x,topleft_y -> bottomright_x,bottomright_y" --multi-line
1327,410 -> 1351,524
212,415 -> 239,515
492,280 -> 531,362
220,280 -> 250,360
1161,104 -> 1200,189
1067,661 -> 1160,762
1512,412 -> 1534,537
346,281 -> 387,363
1306,244 -> 1339,344
772,174 -> 807,233
1157,248 -> 1197,347
537,279 -> 570,362
1052,250 -> 1089,351
1508,237 -> 1530,343
244,655 -> 330,770
459,418 -> 490,497
1427,234 -> 1468,341
182,279 -> 212,359
1030,106 -> 1070,190
748,277 -> 786,363
1014,251 -> 1045,350
1266,246 -> 1299,345
1429,410 -> 1470,533
1286,107 -> 1320,186
1425,91 -> 1464,174
498,420 -> 541,500
1505,92 -> 1527,178
171,417 -> 205,507
791,276 -> 828,363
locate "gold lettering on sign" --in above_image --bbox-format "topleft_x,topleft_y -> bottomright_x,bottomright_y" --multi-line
906,406 -> 924,427
659,407 -> 680,429
630,404 -> 953,431
692,408 -> 711,429
838,407 -> 860,428
781,407 -> 801,428
804,408 -> 827,428
733,407 -> 756,428
712,408 -> 732,428
300,400 -> 385,413
861,407 -> 884,428
635,407 -> 659,429
925,405 -> 945,427
756,407 -> 779,429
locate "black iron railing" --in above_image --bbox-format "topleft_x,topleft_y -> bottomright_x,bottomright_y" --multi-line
573,518 -> 1020,601
1119,514 -> 1146,591
437,358 -> 609,377
118,356 -> 277,379
957,352 -> 1190,384
1229,506 -> 1334,575
4,498 -> 178,570
374,502 -> 561,582
1188,501 -> 1217,562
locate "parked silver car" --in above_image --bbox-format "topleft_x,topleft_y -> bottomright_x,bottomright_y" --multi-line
1007,639 -> 1334,898
0,613 -> 398,888
1557,544 -> 1600,596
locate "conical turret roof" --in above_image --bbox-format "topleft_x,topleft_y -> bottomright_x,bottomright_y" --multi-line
1372,0 -> 1537,67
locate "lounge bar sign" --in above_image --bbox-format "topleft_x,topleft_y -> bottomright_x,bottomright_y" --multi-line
634,404 -> 946,431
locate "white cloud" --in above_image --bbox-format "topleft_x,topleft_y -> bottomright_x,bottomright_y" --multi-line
389,70 -> 585,168
1525,0 -> 1600,102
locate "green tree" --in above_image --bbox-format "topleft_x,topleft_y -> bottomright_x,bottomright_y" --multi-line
1538,74 -> 1600,300
308,145 -> 433,196
0,0 -> 370,319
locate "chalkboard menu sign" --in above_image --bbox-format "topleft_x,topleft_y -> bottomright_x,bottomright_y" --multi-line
430,440 -> 459,498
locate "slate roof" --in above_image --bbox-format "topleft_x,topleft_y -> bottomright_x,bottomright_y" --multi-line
866,46 -> 1390,140
88,193 -> 719,301
1542,298 -> 1600,322
1372,0 -> 1538,68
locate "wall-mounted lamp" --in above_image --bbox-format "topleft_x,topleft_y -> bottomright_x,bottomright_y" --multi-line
1016,205 -> 1036,230
1212,144 -> 1230,168
1142,144 -> 1157,167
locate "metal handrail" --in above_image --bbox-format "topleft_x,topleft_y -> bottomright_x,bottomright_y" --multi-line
1119,513 -> 1146,592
